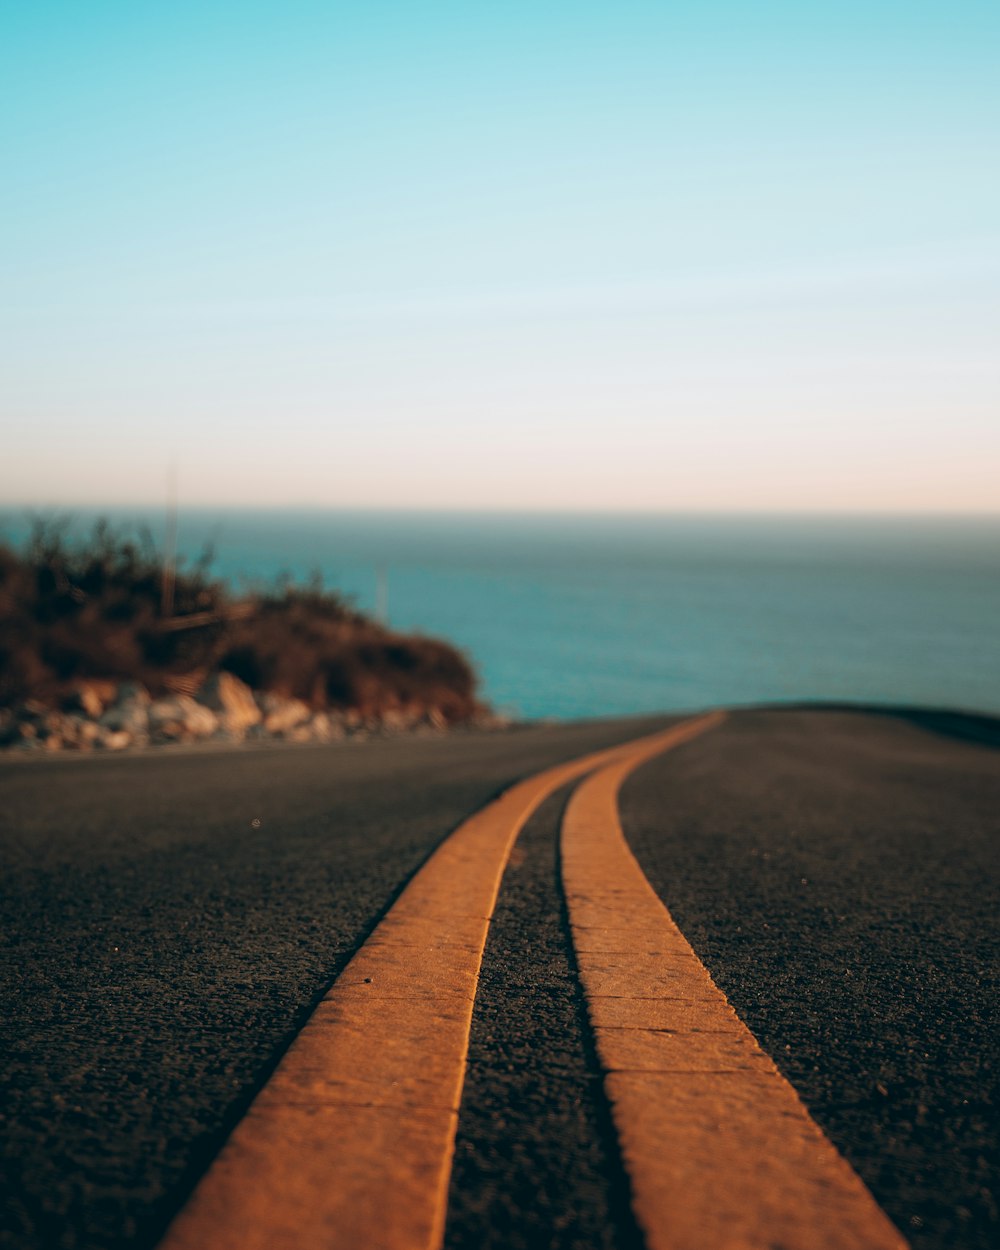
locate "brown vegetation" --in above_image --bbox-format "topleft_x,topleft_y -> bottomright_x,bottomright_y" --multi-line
0,520 -> 481,723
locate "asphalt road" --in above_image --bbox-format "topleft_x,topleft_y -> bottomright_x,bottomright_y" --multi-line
621,708 -> 1000,1250
445,784 -> 641,1250
0,716 -> 671,1250
1,708 -> 998,1250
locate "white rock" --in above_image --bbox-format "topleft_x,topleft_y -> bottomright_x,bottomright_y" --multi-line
149,696 -> 186,728
148,695 -> 218,740
196,672 -> 261,737
258,693 -> 312,735
100,683 -> 151,738
184,700 -> 219,738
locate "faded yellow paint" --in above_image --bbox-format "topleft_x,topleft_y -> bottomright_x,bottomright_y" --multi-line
561,712 -> 910,1250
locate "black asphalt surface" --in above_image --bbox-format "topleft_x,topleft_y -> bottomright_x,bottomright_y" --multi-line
1,707 -> 998,1250
445,785 -> 641,1250
622,709 -> 1000,1250
0,716 -> 670,1250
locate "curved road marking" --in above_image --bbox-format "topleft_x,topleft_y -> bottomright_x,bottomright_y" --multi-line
158,723 -> 698,1250
561,713 -> 910,1250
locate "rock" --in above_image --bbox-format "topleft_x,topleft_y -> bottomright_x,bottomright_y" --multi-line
380,708 -> 411,734
73,718 -> 102,750
148,696 -> 185,730
309,712 -> 344,743
63,680 -> 117,719
149,695 -> 218,741
100,705 -> 147,740
185,701 -> 218,739
100,685 -> 150,742
197,673 -> 262,738
257,693 -> 312,735
73,686 -> 104,719
1,674 -> 473,753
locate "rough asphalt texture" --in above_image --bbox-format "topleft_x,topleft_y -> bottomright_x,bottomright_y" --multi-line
445,786 -> 641,1250
622,709 -> 1000,1250
1,708 -> 997,1250
0,716 -> 669,1250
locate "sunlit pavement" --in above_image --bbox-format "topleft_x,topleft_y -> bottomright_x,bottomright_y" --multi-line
2,709 -> 997,1250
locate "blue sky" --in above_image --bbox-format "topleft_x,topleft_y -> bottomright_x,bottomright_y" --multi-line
2,1 -> 998,510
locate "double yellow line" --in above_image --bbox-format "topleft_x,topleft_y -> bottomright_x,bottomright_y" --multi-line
159,713 -> 907,1250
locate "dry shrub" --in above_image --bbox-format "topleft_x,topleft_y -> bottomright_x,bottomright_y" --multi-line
0,521 -> 481,722
218,588 -> 478,720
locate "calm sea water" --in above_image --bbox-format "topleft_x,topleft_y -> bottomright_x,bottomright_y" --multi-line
4,509 -> 999,721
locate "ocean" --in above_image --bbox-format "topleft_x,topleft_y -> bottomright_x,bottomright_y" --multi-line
4,509 -> 999,721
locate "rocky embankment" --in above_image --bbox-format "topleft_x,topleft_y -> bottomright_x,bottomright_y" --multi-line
1,672 -> 501,754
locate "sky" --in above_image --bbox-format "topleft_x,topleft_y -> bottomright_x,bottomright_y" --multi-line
2,1 -> 998,512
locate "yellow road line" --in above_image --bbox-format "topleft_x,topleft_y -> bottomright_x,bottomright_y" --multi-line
158,724 -> 692,1250
561,711 -> 909,1250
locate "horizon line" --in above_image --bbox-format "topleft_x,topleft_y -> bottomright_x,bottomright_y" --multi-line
3,502 -> 1000,521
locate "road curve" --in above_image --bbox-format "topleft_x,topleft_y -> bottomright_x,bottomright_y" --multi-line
562,721 -> 906,1250
158,723 -> 716,1250
1,707 -> 997,1250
